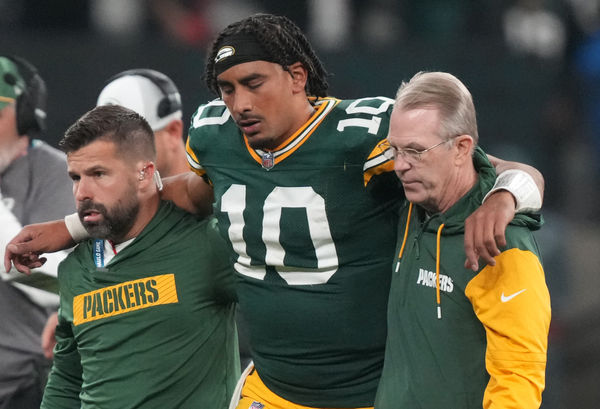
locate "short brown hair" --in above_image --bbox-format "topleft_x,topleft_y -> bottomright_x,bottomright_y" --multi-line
60,105 -> 156,162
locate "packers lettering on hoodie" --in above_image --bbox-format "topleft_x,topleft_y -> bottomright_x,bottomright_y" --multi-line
73,274 -> 178,325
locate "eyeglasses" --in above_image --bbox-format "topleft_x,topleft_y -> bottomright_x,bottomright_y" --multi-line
386,137 -> 456,164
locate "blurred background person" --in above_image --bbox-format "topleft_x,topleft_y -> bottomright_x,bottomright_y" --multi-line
96,68 -> 189,177
0,55 -> 74,409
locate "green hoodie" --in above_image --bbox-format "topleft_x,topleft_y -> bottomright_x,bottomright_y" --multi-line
375,148 -> 550,409
42,201 -> 240,409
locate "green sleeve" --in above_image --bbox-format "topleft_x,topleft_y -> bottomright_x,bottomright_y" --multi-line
41,311 -> 83,409
206,217 -> 237,303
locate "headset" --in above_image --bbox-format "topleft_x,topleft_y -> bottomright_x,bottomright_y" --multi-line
105,68 -> 182,119
2,55 -> 47,137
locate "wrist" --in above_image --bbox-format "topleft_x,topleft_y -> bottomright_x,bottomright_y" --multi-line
64,213 -> 90,243
483,169 -> 542,213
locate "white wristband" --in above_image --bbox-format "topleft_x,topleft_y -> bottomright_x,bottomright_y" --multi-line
483,169 -> 542,213
64,213 -> 90,243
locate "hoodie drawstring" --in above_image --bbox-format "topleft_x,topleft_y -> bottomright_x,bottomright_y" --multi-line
436,223 -> 445,319
395,203 -> 413,272
396,204 -> 445,320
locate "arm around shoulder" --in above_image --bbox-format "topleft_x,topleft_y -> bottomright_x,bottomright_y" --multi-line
486,154 -> 544,212
464,156 -> 545,271
160,171 -> 214,217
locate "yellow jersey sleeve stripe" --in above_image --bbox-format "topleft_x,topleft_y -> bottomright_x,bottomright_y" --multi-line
185,137 -> 206,176
363,138 -> 394,186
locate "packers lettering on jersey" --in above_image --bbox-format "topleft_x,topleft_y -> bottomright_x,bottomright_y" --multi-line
73,274 -> 178,325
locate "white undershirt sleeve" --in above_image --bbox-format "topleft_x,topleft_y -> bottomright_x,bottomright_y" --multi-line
64,212 -> 90,243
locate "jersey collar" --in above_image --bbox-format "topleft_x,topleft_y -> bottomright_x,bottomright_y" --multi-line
244,97 -> 339,169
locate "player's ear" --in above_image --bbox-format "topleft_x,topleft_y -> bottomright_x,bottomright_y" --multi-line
454,134 -> 474,165
137,161 -> 157,189
288,62 -> 308,93
164,119 -> 184,144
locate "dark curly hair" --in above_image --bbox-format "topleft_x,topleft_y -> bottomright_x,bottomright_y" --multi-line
205,14 -> 329,98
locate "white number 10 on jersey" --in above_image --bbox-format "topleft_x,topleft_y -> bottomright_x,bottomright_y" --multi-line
221,184 -> 339,285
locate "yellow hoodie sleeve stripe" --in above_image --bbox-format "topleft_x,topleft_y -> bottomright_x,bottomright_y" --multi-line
465,248 -> 551,409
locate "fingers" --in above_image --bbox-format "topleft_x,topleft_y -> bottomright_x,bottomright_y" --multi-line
493,219 -> 507,249
4,246 -> 13,273
464,221 -> 501,270
477,235 -> 501,267
41,312 -> 59,359
463,209 -> 503,271
4,223 -> 57,273
464,207 -> 493,271
464,191 -> 515,271
4,228 -> 37,273
4,243 -> 30,274
6,243 -> 47,275
463,217 -> 479,271
478,214 -> 501,266
11,253 -> 33,275
7,240 -> 39,256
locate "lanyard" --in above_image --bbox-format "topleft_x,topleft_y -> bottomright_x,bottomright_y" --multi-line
93,239 -> 105,268
93,239 -> 121,268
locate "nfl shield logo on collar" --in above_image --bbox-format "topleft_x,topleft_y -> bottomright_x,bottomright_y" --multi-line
249,401 -> 265,409
261,151 -> 274,170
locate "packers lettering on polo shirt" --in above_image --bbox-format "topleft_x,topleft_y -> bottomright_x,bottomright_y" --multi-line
73,274 -> 178,325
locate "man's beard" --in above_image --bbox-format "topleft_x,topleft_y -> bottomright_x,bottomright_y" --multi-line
246,135 -> 277,151
78,196 -> 140,242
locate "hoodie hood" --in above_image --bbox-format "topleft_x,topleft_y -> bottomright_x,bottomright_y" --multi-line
419,146 -> 543,236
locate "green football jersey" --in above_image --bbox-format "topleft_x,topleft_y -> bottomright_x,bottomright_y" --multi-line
42,202 -> 240,409
186,97 -> 402,407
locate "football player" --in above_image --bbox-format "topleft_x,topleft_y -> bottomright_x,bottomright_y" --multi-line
6,14 -> 544,409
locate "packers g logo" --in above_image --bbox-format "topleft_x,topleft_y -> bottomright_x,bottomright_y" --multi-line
215,46 -> 235,63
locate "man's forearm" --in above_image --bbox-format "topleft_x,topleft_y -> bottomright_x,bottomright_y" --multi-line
161,171 -> 214,217
486,154 -> 544,212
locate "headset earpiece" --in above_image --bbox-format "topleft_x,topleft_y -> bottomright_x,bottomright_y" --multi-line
3,73 -> 16,86
105,69 -> 181,119
4,55 -> 47,137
